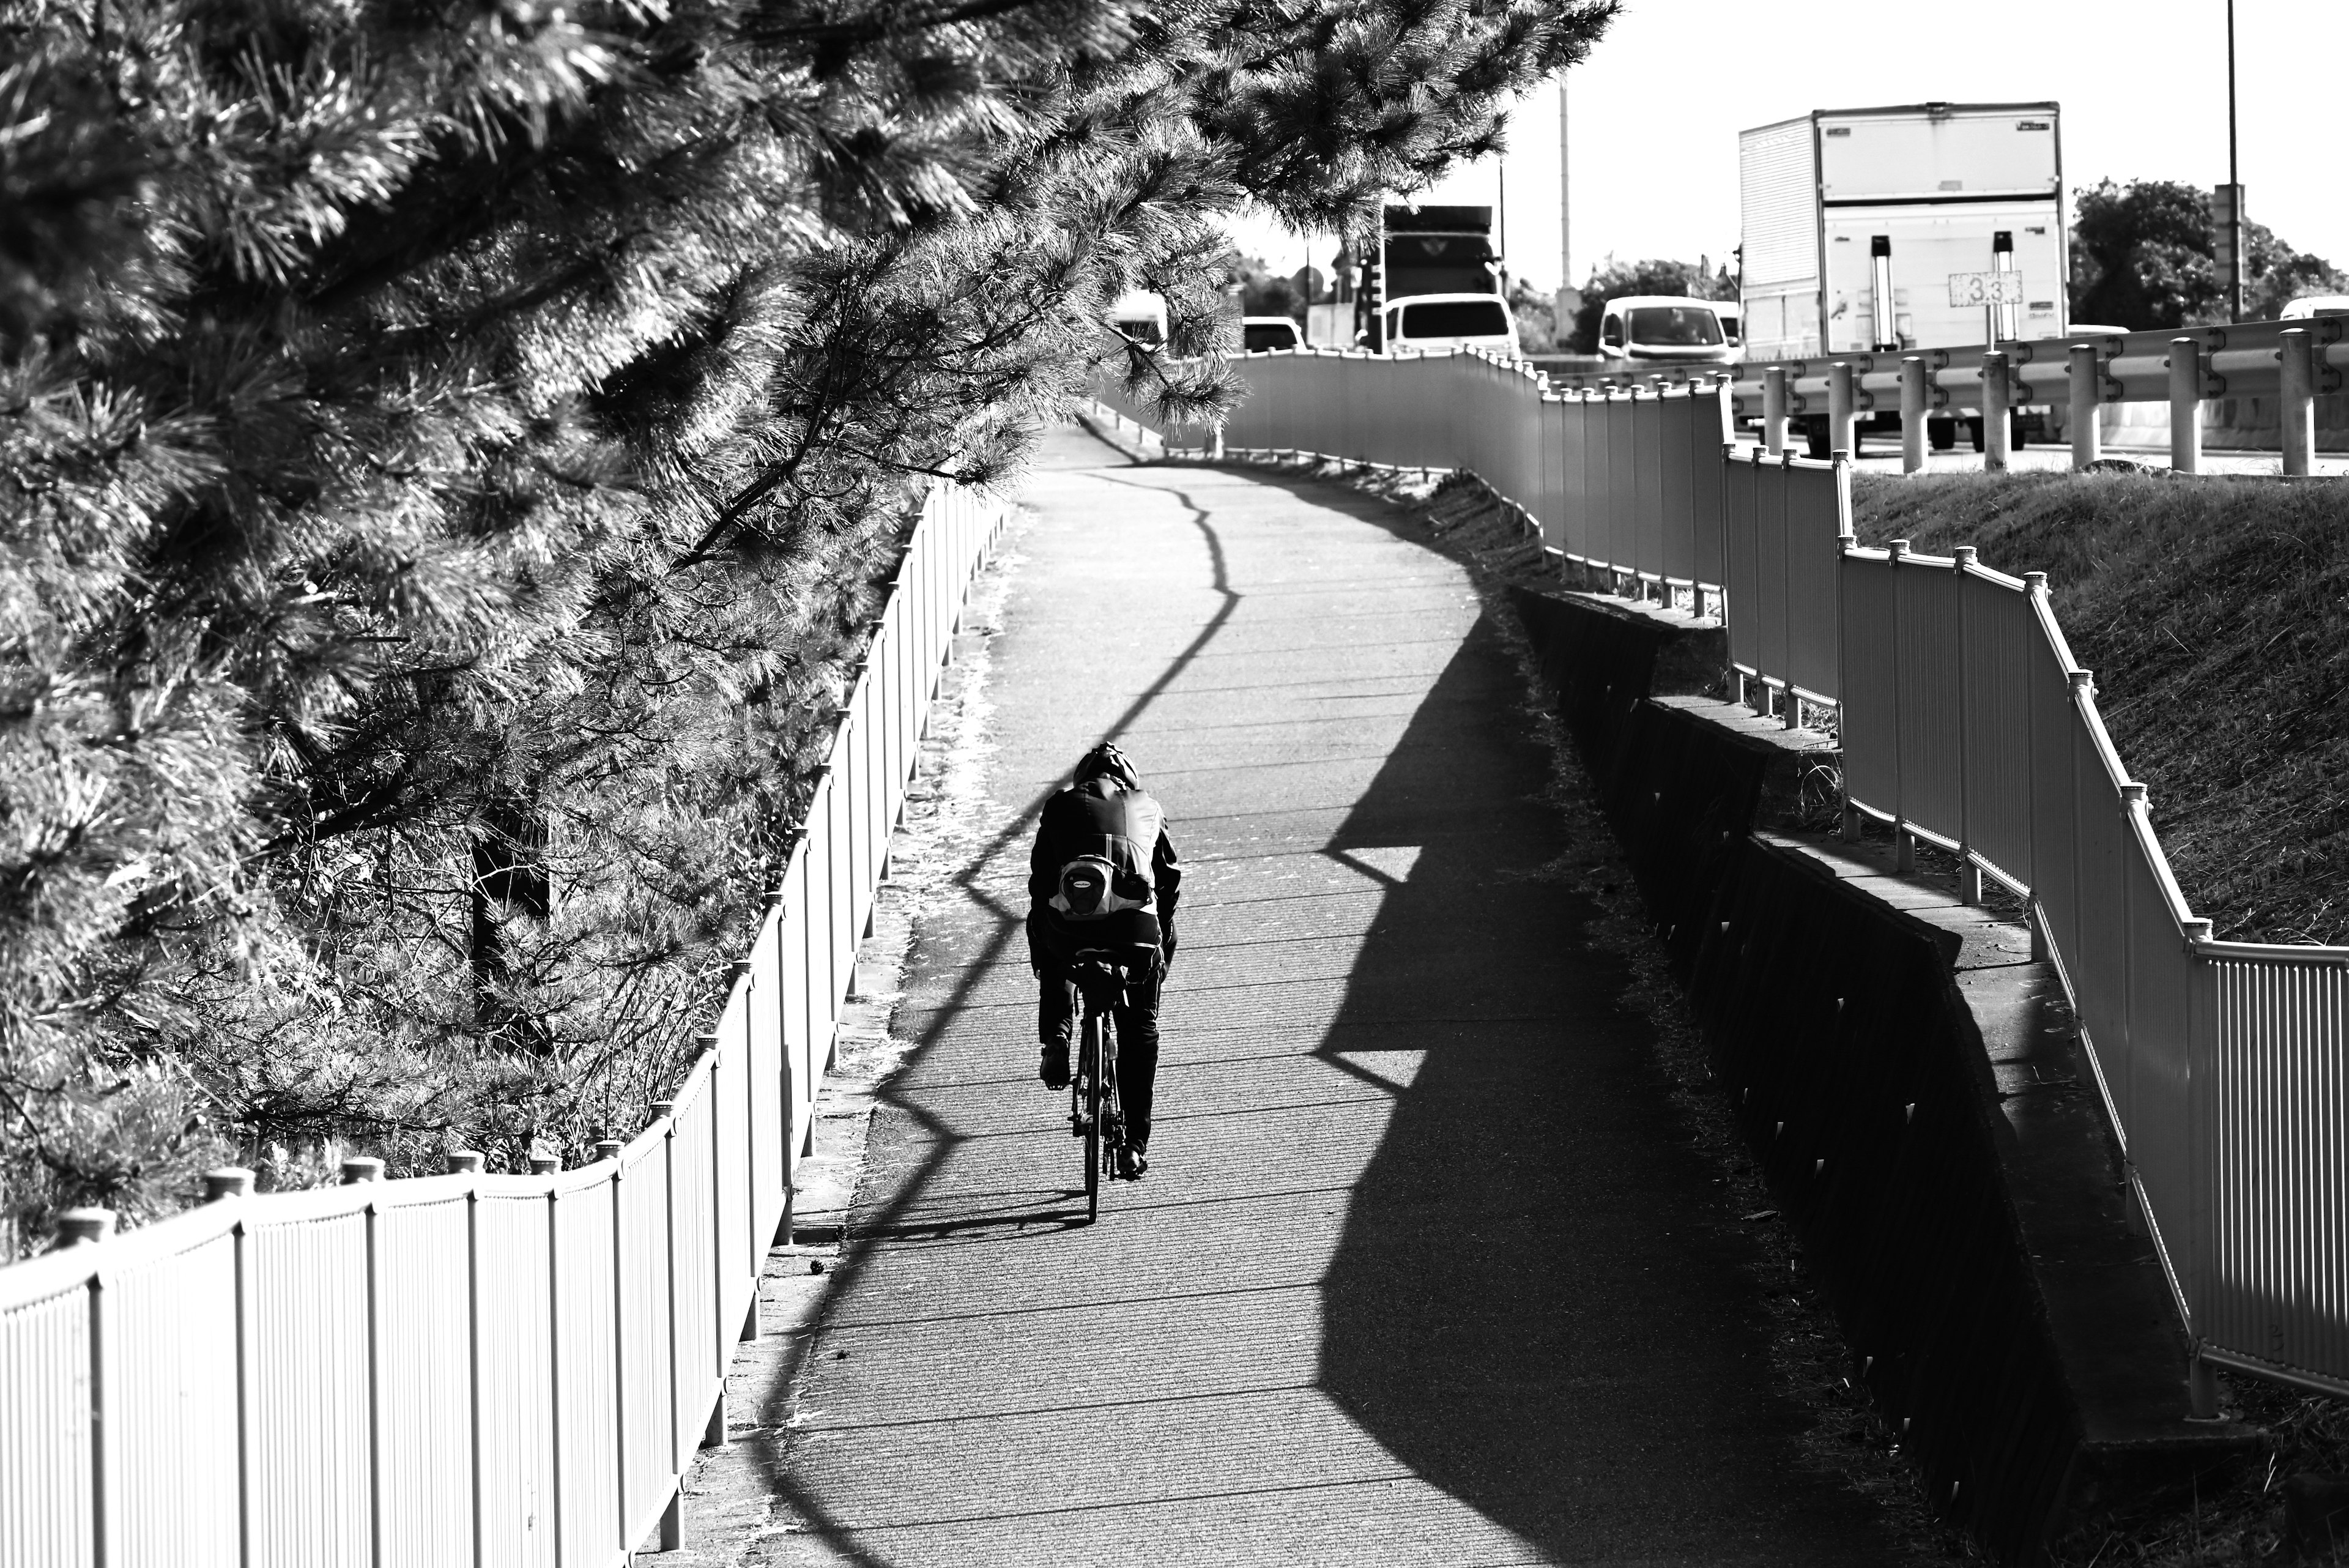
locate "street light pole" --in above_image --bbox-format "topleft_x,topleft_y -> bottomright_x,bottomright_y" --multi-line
2227,0 -> 2242,322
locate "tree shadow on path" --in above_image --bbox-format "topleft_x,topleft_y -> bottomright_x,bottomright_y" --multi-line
1308,592 -> 1894,1562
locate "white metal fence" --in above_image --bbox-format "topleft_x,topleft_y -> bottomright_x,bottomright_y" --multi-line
1136,346 -> 2349,1401
0,480 -> 1007,1568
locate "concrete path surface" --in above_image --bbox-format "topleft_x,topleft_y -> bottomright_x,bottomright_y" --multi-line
756,425 -> 1901,1565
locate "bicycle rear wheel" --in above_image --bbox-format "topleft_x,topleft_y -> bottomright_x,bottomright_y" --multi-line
1082,1010 -> 1102,1222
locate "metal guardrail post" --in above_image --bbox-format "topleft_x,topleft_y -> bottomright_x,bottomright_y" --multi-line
1764,366 -> 1787,456
1983,351 -> 2010,472
2280,328 -> 2315,476
1900,357 -> 1927,474
1828,362 -> 1855,458
2068,342 -> 2101,469
2168,338 -> 2203,475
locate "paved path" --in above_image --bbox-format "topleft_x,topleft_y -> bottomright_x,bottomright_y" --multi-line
762,426 -> 1899,1565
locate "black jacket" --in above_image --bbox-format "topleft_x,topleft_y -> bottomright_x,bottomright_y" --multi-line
1027,777 -> 1181,968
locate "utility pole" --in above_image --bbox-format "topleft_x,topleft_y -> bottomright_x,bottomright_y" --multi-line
2226,0 -> 2243,322
1554,76 -> 1579,335
1497,162 -> 1509,297
1558,78 -> 1570,291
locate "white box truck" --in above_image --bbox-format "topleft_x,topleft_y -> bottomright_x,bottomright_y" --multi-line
1738,102 -> 2068,363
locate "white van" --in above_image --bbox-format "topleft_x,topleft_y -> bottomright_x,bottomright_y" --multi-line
1108,290 -> 1169,346
1597,295 -> 1735,365
1381,292 -> 1520,356
1241,316 -> 1302,352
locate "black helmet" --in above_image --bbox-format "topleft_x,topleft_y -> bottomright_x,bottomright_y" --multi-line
1075,741 -> 1138,788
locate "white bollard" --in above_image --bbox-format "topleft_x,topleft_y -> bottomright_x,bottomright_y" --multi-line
2281,328 -> 2315,477
1829,362 -> 1856,458
2169,337 -> 2203,475
1900,357 -> 1928,474
2068,342 -> 2101,470
1764,365 -> 1788,456
1983,351 -> 2010,472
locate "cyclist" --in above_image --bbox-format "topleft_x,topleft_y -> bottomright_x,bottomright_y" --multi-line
1028,742 -> 1181,1179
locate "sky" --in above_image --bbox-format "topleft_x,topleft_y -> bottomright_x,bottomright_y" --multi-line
1223,0 -> 2347,299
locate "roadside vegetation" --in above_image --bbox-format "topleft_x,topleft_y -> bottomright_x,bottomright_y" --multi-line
0,0 -> 1620,1252
1849,472 -> 2349,948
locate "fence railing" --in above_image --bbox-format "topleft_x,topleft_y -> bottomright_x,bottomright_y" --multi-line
0,480 -> 1008,1568
1132,346 -> 2349,1403
1540,314 -> 2349,474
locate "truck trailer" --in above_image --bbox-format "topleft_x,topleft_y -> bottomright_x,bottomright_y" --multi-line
1738,102 -> 2068,364
1356,204 -> 1502,352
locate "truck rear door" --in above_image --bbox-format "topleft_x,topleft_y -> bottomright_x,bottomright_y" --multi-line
1817,106 -> 2064,352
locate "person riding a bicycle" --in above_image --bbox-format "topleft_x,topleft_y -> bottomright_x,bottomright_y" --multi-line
1029,742 -> 1181,1180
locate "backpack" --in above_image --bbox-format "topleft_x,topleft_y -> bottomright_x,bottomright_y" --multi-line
1047,789 -> 1162,921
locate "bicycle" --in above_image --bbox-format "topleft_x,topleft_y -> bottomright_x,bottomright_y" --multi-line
1066,947 -> 1149,1222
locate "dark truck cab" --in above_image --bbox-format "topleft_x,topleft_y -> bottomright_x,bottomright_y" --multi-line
1356,204 -> 1502,352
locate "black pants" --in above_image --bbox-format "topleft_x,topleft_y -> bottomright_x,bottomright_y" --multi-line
1039,960 -> 1163,1145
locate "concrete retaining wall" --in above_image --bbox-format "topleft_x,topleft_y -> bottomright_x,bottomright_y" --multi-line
1507,584 -> 2251,1564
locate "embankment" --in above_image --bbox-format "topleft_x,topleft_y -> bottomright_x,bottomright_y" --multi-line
1508,584 -> 2252,1564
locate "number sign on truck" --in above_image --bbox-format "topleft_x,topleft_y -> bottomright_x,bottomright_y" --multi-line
1945,272 -> 2025,307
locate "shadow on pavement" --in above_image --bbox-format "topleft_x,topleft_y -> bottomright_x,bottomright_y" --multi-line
1308,597 -> 1893,1561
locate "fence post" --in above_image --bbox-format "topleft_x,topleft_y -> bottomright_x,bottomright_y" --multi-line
1900,357 -> 1927,474
1951,547 -> 1982,905
2281,328 -> 2315,477
2169,337 -> 2203,475
2068,341 -> 2101,469
1764,366 -> 1788,456
1983,350 -> 2011,472
1887,539 -> 1914,873
1829,362 -> 1856,458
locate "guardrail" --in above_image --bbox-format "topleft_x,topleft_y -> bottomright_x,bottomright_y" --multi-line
1537,315 -> 2349,474
0,480 -> 1008,1568
1114,347 -> 2349,1406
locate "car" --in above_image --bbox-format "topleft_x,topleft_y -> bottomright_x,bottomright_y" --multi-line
1596,295 -> 1735,365
1379,292 -> 1520,357
2281,295 -> 2349,321
1241,316 -> 1302,352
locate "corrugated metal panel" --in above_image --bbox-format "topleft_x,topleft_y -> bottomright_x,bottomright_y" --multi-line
748,912 -> 786,1261
1959,573 -> 2035,886
553,1186 -> 620,1563
1658,392 -> 1694,582
1,1281 -> 96,1568
617,1147 -> 677,1545
1605,395 -> 1636,570
2204,955 -> 2349,1377
666,1078 -> 721,1466
1837,552 -> 1898,811
1782,464 -> 1842,702
373,1195 -> 473,1567
2027,606 -> 2084,975
1740,118 -> 1818,289
1894,560 -> 1962,833
1690,388 -> 1728,590
2122,814 -> 2197,1299
2069,714 -> 2135,1137
109,1231 -> 239,1568
1723,454 -> 1759,673
475,1192 -> 557,1568
249,1211 -> 370,1568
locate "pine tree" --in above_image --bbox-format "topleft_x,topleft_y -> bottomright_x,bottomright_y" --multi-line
0,0 -> 1617,1248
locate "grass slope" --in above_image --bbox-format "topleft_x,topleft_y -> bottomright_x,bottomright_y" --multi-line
1850,472 -> 2349,946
